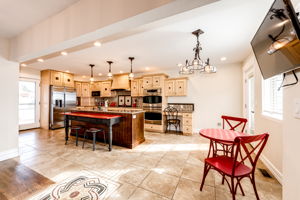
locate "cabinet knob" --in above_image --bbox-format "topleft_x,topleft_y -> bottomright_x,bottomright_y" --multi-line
55,77 -> 59,80
169,87 -> 171,89
179,86 -> 182,89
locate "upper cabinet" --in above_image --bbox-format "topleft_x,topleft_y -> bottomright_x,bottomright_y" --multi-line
50,71 -> 64,86
47,70 -> 74,87
90,82 -> 102,91
63,73 -> 74,87
165,78 -> 188,96
142,74 -> 168,89
138,79 -> 144,96
81,82 -> 90,97
75,82 -> 82,97
131,79 -> 139,97
101,81 -> 112,97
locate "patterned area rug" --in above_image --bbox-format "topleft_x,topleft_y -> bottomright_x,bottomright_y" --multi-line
30,172 -> 120,200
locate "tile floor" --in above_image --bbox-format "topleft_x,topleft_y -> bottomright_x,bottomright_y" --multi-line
12,128 -> 282,200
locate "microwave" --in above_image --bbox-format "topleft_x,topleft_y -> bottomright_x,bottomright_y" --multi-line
91,91 -> 101,97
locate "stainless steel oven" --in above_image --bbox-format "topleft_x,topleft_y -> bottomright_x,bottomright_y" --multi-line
144,109 -> 162,125
143,88 -> 163,125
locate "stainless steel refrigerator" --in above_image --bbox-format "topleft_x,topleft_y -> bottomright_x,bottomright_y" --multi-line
50,86 -> 77,129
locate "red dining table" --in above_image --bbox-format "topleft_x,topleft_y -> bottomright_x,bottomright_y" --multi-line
199,128 -> 249,157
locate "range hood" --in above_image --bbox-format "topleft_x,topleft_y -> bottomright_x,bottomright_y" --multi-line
111,74 -> 131,91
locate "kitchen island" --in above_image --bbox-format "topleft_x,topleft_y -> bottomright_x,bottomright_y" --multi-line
68,108 -> 145,149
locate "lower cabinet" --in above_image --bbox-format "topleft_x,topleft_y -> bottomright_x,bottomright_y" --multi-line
145,124 -> 164,132
182,113 -> 193,135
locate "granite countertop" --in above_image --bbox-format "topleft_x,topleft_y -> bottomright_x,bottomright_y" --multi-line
73,107 -> 144,114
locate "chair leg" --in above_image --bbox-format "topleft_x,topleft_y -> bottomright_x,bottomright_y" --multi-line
200,163 -> 210,191
103,131 -> 106,145
82,131 -> 87,149
231,177 -> 236,200
250,174 -> 260,200
93,133 -> 96,151
75,130 -> 78,146
165,123 -> 168,133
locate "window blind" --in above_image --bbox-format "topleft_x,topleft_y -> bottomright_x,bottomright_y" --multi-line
262,75 -> 283,117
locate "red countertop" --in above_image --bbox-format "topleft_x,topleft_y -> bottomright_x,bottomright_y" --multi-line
64,112 -> 122,119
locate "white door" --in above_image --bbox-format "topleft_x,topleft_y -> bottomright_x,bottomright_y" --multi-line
19,79 -> 40,130
245,73 -> 255,134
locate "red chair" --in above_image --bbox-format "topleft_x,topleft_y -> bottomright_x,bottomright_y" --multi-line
200,133 -> 269,200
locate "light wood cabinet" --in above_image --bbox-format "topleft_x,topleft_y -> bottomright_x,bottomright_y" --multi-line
143,77 -> 153,89
50,71 -> 63,86
165,80 -> 175,96
182,113 -> 193,136
138,79 -> 144,96
81,83 -> 90,97
145,124 -> 163,132
131,80 -> 139,96
63,73 -> 74,87
90,82 -> 102,91
165,78 -> 188,96
75,82 -> 82,97
101,81 -> 112,97
152,76 -> 163,88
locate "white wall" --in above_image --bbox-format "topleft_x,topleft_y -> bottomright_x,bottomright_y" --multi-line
0,37 -> 19,161
19,67 -> 41,80
243,54 -> 283,183
0,37 -> 10,60
158,63 -> 243,132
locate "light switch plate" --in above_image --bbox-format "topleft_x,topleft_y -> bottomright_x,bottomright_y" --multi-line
294,98 -> 300,119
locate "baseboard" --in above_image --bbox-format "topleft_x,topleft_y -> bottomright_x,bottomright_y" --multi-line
260,154 -> 282,184
0,148 -> 19,162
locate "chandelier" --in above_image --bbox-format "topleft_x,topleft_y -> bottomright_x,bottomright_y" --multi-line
89,64 -> 95,82
179,29 -> 216,74
128,57 -> 134,80
107,61 -> 113,79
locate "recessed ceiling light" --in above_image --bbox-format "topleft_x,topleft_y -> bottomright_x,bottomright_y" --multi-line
98,73 -> 102,76
65,70 -> 70,73
120,70 -> 123,73
61,51 -> 68,56
82,75 -> 86,78
145,67 -> 150,71
94,41 -> 101,47
177,63 -> 183,67
20,63 -> 27,67
220,57 -> 227,61
37,58 -> 44,62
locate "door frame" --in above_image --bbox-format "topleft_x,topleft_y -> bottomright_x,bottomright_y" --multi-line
243,58 -> 255,134
19,78 -> 41,130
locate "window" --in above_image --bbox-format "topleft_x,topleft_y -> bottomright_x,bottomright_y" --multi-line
262,74 -> 283,119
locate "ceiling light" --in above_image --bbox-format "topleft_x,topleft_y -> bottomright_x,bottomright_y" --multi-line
65,70 -> 70,73
145,67 -> 150,71
61,51 -> 68,56
37,58 -> 44,62
94,41 -> 102,47
179,29 -> 216,75
98,73 -> 102,76
128,57 -> 135,80
107,61 -> 113,79
20,63 -> 27,67
82,75 -> 86,78
220,57 -> 227,61
120,70 -> 123,73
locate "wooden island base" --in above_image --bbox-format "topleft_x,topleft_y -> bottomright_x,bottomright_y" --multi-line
70,110 -> 145,149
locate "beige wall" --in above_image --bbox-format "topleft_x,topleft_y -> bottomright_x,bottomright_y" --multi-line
0,37 -> 10,59
243,54 -> 283,183
0,50 -> 19,160
157,63 -> 243,132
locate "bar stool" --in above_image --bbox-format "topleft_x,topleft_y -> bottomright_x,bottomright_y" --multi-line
82,128 -> 106,151
70,126 -> 82,146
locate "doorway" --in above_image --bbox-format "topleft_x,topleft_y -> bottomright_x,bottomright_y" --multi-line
19,78 -> 40,130
245,70 -> 255,134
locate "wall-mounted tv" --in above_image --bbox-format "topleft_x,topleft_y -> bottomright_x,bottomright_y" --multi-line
251,0 -> 300,79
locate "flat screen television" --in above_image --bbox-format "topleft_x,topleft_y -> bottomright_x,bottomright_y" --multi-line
251,0 -> 300,79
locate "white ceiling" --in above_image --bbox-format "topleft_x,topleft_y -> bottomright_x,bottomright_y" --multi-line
27,0 -> 274,77
0,0 -> 79,38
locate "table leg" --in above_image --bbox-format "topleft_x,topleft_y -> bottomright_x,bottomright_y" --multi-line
65,117 -> 69,145
108,124 -> 112,151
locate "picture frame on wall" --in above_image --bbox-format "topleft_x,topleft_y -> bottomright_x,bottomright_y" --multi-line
125,96 -> 132,107
118,96 -> 125,107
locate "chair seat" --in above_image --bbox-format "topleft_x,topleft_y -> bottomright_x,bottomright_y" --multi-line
205,156 -> 251,177
86,128 -> 104,133
71,126 -> 82,130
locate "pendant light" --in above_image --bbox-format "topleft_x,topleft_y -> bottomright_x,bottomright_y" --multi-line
179,29 -> 216,74
89,64 -> 95,82
128,57 -> 135,80
107,61 -> 113,79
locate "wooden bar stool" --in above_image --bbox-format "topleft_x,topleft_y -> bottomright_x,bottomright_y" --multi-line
70,126 -> 82,146
82,128 -> 106,151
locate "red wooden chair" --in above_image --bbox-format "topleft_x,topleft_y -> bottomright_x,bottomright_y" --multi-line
213,116 -> 248,157
200,133 -> 269,200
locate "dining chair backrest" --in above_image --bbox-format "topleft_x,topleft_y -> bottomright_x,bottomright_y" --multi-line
222,115 -> 248,132
164,106 -> 179,121
232,133 -> 269,175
